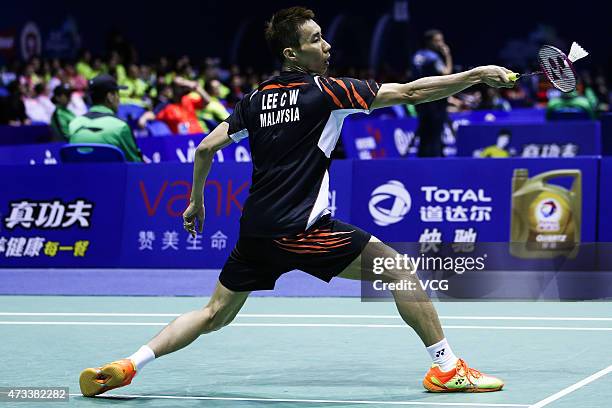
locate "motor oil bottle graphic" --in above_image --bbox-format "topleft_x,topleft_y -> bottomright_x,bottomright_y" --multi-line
510,169 -> 581,258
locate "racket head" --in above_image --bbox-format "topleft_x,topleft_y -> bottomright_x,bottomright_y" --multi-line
538,45 -> 577,93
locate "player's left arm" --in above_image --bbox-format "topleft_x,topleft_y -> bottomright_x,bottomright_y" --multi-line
370,65 -> 514,110
184,122 -> 233,236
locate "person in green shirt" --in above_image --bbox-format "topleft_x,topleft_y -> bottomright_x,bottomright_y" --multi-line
50,83 -> 75,141
69,74 -> 143,162
546,90 -> 596,119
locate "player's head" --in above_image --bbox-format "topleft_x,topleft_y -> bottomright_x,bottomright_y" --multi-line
497,129 -> 511,148
265,7 -> 331,75
423,29 -> 444,52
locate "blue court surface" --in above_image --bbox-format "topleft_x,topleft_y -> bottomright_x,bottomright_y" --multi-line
1,293 -> 611,407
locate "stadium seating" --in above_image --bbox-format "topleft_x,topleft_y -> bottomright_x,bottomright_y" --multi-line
547,108 -> 592,121
146,120 -> 172,137
117,104 -> 146,122
60,143 -> 126,163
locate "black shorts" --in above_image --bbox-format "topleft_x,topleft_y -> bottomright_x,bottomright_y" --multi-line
219,215 -> 371,292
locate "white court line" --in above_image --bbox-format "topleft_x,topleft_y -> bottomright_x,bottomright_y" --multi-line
1,321 -> 612,331
67,392 -> 529,407
0,312 -> 181,317
1,312 -> 611,321
529,363 -> 612,408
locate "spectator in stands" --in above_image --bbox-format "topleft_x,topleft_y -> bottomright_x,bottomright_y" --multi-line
156,56 -> 174,85
411,29 -> 453,157
503,81 -> 532,108
69,74 -> 143,162
200,58 -> 231,97
476,86 -> 511,111
50,83 -> 75,140
0,32 -> 607,132
108,51 -> 127,83
546,90 -> 596,119
140,64 -> 156,88
68,87 -> 88,117
0,81 -> 30,126
76,49 -> 95,80
91,57 -> 106,78
198,79 -> 230,127
226,73 -> 249,106
119,64 -> 149,107
24,82 -> 55,123
149,77 -> 211,135
20,60 -> 42,92
593,72 -> 609,111
582,70 -> 609,112
47,65 -> 65,94
64,63 -> 88,93
152,83 -> 173,113
136,83 -> 174,129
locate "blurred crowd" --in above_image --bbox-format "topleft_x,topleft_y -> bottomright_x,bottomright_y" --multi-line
0,50 -> 272,135
448,69 -> 609,118
0,46 -> 610,134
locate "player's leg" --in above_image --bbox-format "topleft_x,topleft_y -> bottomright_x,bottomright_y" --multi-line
338,236 -> 504,392
338,236 -> 443,346
79,281 -> 249,397
148,281 -> 249,357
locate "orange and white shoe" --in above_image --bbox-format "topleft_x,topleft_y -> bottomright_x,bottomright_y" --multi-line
423,359 -> 504,393
79,359 -> 137,397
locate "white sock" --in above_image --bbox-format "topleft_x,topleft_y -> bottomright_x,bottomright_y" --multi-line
426,338 -> 458,372
128,345 -> 156,371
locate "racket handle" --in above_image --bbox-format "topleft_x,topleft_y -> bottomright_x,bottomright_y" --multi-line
507,73 -> 520,81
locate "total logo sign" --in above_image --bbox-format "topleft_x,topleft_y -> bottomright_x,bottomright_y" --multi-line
368,180 -> 412,226
368,180 -> 493,227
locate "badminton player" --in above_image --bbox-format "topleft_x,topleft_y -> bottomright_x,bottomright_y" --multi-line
80,6 -> 515,396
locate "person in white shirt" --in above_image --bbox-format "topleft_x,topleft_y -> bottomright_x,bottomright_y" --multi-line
23,83 -> 55,123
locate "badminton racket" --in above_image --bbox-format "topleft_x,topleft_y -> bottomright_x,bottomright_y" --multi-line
507,42 -> 589,93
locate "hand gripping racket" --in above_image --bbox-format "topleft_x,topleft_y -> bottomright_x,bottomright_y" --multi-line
507,42 -> 589,93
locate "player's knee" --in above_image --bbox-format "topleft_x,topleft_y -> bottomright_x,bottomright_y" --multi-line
200,307 -> 224,333
200,304 -> 235,333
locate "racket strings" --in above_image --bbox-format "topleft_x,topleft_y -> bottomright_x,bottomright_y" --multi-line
538,45 -> 576,93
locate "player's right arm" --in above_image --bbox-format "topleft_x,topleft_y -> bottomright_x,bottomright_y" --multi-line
370,65 -> 514,110
184,122 -> 234,236
192,122 -> 234,196
184,89 -> 250,236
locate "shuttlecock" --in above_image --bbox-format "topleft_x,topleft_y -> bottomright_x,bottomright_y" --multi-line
568,42 -> 589,63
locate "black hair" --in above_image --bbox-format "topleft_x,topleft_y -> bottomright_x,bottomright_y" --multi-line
265,7 -> 315,61
204,79 -> 218,95
498,128 -> 512,138
423,29 -> 442,47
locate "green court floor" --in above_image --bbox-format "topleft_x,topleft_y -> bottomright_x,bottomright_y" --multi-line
1,296 -> 611,407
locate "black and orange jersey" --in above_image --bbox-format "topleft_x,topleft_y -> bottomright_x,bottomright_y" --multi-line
223,70 -> 380,237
